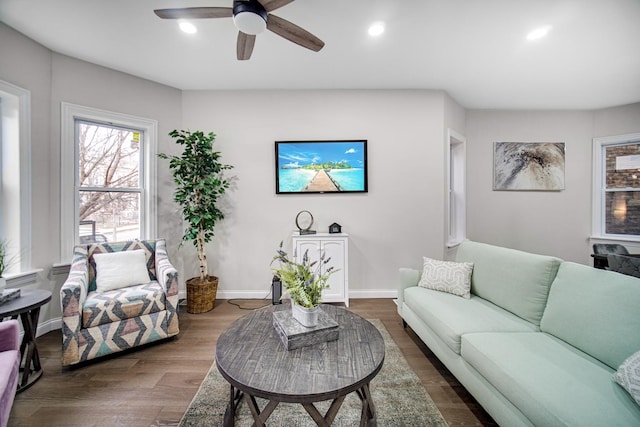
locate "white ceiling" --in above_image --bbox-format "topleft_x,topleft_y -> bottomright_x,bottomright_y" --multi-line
1,0 -> 639,110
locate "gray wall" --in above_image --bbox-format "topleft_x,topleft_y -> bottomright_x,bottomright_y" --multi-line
1,21 -> 639,330
0,23 -> 182,327
465,104 -> 640,263
179,89 -> 452,298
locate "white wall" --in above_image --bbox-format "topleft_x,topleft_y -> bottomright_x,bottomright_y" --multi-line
178,90 -> 450,298
465,105 -> 640,264
593,103 -> 640,137
0,23 -> 182,329
2,20 -> 639,329
0,23 -> 51,276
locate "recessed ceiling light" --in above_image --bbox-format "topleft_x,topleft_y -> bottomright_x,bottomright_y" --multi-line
179,21 -> 197,34
526,25 -> 552,41
368,22 -> 385,37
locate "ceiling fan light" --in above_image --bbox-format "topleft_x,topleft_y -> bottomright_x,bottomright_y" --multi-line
234,11 -> 267,35
526,25 -> 552,41
368,22 -> 385,37
178,21 -> 197,34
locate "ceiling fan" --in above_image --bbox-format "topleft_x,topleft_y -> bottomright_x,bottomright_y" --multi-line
154,0 -> 325,60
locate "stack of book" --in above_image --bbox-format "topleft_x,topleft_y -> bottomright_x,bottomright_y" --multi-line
0,288 -> 20,305
272,308 -> 339,350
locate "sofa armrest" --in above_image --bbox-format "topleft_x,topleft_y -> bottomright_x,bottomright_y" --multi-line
0,320 -> 19,352
60,246 -> 89,366
398,268 -> 421,310
155,239 -> 178,297
60,246 -> 89,314
155,239 -> 180,336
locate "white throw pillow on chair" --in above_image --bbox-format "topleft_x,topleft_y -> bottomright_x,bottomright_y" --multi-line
94,249 -> 150,292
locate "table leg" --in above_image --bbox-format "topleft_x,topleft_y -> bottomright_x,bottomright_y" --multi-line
244,394 -> 279,427
302,395 -> 346,427
356,382 -> 377,427
17,307 -> 43,393
223,384 -> 243,427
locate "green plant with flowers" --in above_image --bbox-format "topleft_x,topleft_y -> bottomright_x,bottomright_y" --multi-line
271,241 -> 337,308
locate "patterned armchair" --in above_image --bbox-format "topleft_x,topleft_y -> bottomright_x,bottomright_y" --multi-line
60,239 -> 179,366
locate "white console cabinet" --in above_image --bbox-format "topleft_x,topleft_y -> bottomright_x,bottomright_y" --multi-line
292,232 -> 349,307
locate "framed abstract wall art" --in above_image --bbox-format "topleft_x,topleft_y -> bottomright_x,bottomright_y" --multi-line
493,142 -> 565,191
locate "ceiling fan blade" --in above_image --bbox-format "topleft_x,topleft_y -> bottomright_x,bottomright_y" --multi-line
266,14 -> 324,52
259,0 -> 296,13
237,32 -> 256,60
154,7 -> 233,19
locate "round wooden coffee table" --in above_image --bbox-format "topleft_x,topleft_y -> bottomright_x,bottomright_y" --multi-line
216,303 -> 385,427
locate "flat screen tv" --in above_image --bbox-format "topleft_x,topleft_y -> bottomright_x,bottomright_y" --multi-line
275,140 -> 368,194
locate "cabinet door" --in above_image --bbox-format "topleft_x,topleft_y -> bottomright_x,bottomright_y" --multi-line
294,239 -> 321,265
292,236 -> 347,305
320,239 -> 345,301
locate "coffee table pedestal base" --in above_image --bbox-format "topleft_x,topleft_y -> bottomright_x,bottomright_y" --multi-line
223,383 -> 377,427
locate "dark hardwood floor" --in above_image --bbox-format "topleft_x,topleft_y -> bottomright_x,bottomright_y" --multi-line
7,299 -> 496,426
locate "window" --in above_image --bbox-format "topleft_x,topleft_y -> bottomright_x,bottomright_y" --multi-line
593,133 -> 640,240
76,121 -> 143,244
0,80 -> 31,275
61,103 -> 157,260
447,129 -> 466,247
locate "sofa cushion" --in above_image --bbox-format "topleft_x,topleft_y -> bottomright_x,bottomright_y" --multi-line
614,350 -> 640,407
417,257 -> 473,299
455,240 -> 561,325
0,349 -> 19,427
87,240 -> 157,292
403,286 -> 538,354
94,249 -> 151,292
461,332 -> 640,427
83,281 -> 165,328
540,262 -> 640,370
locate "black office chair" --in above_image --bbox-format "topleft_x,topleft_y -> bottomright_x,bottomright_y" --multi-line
592,244 -> 629,255
607,254 -> 640,278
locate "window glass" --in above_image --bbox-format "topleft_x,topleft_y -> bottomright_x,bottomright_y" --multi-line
76,121 -> 143,244
0,80 -> 31,274
604,143 -> 640,236
447,129 -> 466,247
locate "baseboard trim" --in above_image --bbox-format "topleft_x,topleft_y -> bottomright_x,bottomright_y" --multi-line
215,289 -> 398,300
349,289 -> 398,299
33,317 -> 61,339
35,290 -> 397,335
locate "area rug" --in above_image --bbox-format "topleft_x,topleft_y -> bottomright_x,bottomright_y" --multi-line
179,319 -> 448,426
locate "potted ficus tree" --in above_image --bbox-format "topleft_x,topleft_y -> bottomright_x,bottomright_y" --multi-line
159,129 -> 233,313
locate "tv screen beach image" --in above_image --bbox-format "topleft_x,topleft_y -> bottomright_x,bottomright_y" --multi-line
276,140 -> 368,193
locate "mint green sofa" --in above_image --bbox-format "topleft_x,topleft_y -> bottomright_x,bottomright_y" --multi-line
397,240 -> 640,426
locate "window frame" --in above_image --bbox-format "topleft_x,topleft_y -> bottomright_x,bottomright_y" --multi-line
0,79 -> 32,274
446,128 -> 467,248
592,132 -> 640,241
61,103 -> 157,260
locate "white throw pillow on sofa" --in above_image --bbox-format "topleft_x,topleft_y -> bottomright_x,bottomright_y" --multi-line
94,249 -> 150,292
613,350 -> 640,407
417,257 -> 474,299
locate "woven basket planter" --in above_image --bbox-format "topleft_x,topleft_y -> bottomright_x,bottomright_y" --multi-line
186,276 -> 218,314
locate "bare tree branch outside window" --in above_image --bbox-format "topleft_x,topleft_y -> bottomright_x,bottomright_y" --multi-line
76,121 -> 142,243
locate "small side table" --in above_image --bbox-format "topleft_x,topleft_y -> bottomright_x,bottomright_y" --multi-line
0,289 -> 52,393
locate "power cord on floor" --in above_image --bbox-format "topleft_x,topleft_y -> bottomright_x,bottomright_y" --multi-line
227,290 -> 274,310
179,290 -> 277,310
